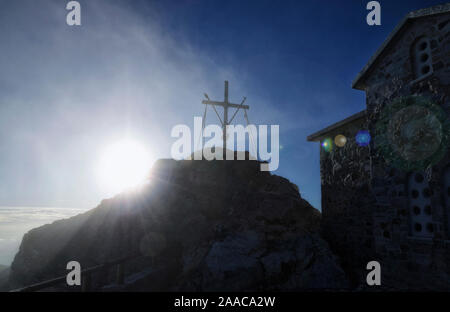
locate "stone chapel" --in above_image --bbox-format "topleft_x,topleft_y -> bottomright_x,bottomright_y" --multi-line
307,4 -> 450,289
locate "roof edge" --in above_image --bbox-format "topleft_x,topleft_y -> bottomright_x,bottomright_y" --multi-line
351,3 -> 450,91
307,110 -> 367,142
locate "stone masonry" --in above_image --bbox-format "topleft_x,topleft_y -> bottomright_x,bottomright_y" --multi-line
308,4 -> 450,290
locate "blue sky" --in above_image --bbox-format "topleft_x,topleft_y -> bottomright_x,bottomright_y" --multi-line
0,0 -> 443,210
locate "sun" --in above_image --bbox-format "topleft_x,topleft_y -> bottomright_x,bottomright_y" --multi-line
96,139 -> 153,196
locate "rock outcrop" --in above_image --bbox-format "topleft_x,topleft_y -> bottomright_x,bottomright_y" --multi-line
0,265 -> 9,291
8,156 -> 350,291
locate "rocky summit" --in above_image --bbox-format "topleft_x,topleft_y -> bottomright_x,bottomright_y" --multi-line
6,155 -> 349,291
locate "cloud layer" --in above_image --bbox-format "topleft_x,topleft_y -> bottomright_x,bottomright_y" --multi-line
0,206 -> 86,265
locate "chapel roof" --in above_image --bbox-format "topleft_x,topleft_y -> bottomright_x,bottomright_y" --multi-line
307,110 -> 366,142
352,3 -> 450,90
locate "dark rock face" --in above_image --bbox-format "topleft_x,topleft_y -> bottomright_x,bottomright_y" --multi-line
0,266 -> 9,291
8,159 -> 349,291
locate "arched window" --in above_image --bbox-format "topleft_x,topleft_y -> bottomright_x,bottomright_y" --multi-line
411,37 -> 433,80
408,172 -> 434,237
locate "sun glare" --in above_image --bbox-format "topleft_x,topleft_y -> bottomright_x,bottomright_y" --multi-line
96,139 -> 153,196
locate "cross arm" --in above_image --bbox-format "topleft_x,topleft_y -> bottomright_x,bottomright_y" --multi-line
202,100 -> 249,110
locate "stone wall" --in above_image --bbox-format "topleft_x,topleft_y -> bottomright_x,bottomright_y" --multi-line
318,116 -> 375,286
360,13 -> 450,289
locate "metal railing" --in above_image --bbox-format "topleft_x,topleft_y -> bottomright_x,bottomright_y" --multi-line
10,254 -> 140,292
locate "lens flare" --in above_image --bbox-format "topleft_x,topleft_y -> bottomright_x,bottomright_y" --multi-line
321,138 -> 333,152
356,130 -> 371,147
374,96 -> 450,171
334,134 -> 347,147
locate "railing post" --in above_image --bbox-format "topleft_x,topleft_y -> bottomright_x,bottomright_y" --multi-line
116,263 -> 124,285
81,272 -> 91,292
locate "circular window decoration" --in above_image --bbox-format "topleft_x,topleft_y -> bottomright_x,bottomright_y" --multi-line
423,187 -> 432,198
419,42 -> 428,50
374,96 -> 450,171
415,173 -> 424,183
414,223 -> 422,232
420,54 -> 429,62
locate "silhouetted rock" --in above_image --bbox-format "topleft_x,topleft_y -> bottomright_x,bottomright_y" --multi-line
0,266 -> 10,291
8,158 -> 349,291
